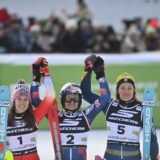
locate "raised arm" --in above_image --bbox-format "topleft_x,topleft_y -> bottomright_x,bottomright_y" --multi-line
81,55 -> 111,124
80,54 -> 99,104
31,57 -> 43,107
31,57 -> 54,125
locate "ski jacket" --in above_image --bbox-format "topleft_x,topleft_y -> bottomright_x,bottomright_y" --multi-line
80,71 -> 159,160
7,89 -> 53,160
31,75 -> 110,160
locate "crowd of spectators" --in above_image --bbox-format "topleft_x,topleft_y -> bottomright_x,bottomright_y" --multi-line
0,0 -> 160,54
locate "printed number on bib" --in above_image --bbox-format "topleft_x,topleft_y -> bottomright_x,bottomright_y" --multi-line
17,136 -> 23,144
117,125 -> 125,134
66,135 -> 74,144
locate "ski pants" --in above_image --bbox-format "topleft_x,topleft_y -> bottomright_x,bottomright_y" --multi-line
62,146 -> 86,160
104,143 -> 141,160
14,152 -> 40,160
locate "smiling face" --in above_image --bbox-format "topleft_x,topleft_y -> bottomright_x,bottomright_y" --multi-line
15,95 -> 30,113
118,83 -> 135,102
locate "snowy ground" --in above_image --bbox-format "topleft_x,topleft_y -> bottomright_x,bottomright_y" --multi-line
37,129 -> 160,160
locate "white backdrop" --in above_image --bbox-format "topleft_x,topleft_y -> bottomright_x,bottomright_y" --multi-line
1,53 -> 160,65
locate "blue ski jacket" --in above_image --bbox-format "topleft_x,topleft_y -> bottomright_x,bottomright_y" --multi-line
31,75 -> 110,160
80,71 -> 159,160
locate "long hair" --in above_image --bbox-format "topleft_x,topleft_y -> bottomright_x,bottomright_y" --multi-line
8,102 -> 36,127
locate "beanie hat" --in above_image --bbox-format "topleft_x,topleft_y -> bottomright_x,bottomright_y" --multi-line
116,72 -> 135,90
13,79 -> 31,102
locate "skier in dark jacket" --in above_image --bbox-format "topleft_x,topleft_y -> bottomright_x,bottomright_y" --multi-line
80,55 -> 160,160
31,56 -> 111,160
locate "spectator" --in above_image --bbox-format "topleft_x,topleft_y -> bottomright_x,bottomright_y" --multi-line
0,8 -> 11,24
121,24 -> 145,53
7,18 -> 33,53
69,0 -> 92,22
0,24 -> 10,53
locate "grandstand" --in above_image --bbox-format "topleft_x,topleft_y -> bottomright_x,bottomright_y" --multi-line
0,0 -> 160,53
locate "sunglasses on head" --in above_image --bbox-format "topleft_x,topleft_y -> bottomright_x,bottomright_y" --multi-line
65,94 -> 79,103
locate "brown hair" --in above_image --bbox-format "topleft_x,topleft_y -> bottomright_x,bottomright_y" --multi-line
8,102 -> 35,127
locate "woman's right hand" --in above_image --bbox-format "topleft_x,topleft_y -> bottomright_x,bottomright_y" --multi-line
32,57 -> 50,80
38,57 -> 50,76
32,57 -> 43,83
84,54 -> 97,71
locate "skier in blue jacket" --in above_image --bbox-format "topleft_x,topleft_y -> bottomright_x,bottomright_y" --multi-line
80,55 -> 160,160
31,56 -> 111,160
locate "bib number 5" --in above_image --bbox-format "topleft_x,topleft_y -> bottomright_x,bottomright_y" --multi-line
117,125 -> 125,134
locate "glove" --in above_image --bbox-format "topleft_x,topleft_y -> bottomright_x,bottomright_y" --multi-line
38,57 -> 50,76
32,61 -> 41,83
32,57 -> 50,82
39,65 -> 50,76
93,56 -> 105,79
84,54 -> 97,71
